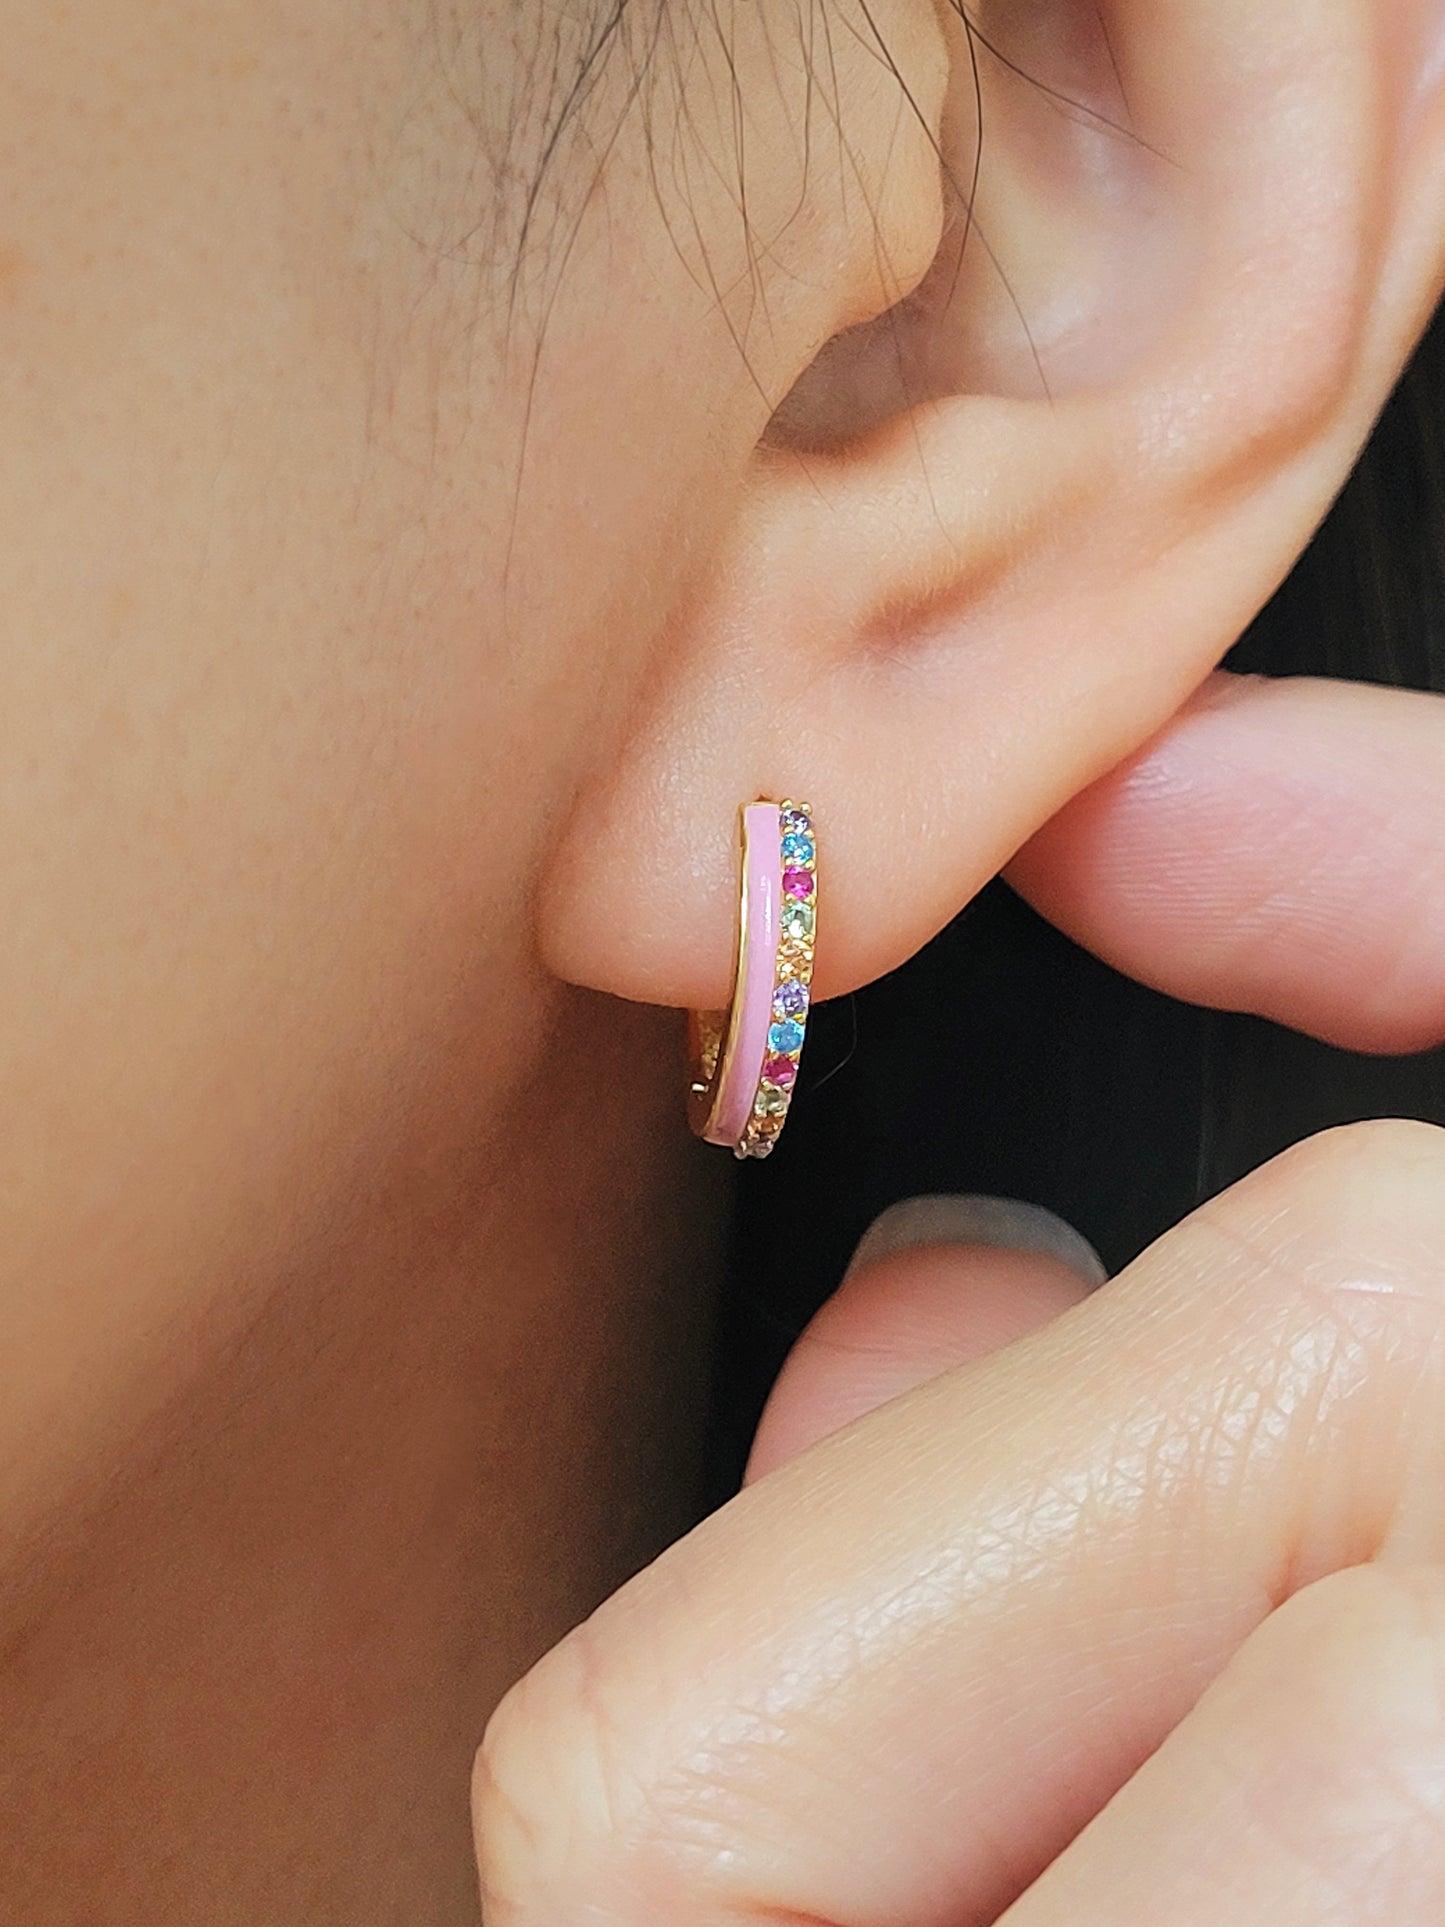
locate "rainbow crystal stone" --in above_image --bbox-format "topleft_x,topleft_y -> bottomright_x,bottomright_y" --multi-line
768,1019 -> 804,1054
733,799 -> 818,1161
773,979 -> 809,1020
781,901 -> 815,944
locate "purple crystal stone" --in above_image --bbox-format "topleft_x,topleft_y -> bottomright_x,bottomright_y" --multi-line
773,979 -> 810,1020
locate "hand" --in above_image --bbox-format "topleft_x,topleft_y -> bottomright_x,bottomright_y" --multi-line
1008,671 -> 1445,1054
477,1122 -> 1445,1922
475,670 -> 1445,1923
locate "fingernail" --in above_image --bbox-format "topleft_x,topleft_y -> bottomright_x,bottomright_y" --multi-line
847,1195 -> 1107,1286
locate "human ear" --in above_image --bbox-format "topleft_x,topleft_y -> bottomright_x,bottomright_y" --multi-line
541,0 -> 1445,1010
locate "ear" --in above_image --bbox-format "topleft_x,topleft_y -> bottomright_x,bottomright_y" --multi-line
541,0 -> 1445,1009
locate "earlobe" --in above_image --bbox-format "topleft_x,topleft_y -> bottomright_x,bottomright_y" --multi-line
541,0 -> 1445,1016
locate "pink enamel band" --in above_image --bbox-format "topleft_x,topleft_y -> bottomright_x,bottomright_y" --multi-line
688,800 -> 817,1160
708,803 -> 782,1147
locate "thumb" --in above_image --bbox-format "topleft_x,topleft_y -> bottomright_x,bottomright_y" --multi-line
745,1195 -> 1105,1483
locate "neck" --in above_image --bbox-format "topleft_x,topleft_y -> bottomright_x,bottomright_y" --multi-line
0,979 -> 720,1923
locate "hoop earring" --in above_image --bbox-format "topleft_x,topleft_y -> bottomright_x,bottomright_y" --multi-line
688,800 -> 816,1159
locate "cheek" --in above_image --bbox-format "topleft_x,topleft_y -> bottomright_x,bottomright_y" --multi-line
0,0 -> 764,1544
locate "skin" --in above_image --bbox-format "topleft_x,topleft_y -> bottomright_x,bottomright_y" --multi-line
483,1122 -> 1445,1923
0,2 -> 735,1916
1,0 -> 1445,1918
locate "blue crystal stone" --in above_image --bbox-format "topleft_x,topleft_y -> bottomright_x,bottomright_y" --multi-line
768,1019 -> 805,1055
773,979 -> 810,1020
781,832 -> 815,865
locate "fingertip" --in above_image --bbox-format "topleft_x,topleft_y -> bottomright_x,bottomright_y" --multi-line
849,1195 -> 1107,1287
1009,674 -> 1445,1054
744,1196 -> 1103,1483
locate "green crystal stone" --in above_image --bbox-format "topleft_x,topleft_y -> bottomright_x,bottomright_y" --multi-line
755,1086 -> 788,1118
781,900 -> 815,944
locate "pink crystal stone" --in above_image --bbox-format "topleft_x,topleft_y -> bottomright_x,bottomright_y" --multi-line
782,867 -> 815,900
762,1053 -> 798,1089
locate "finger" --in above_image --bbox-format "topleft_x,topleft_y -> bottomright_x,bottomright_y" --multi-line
1003,1564 -> 1445,1926
745,1196 -> 1103,1483
1006,674 -> 1445,1052
476,1121 -> 1445,1927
